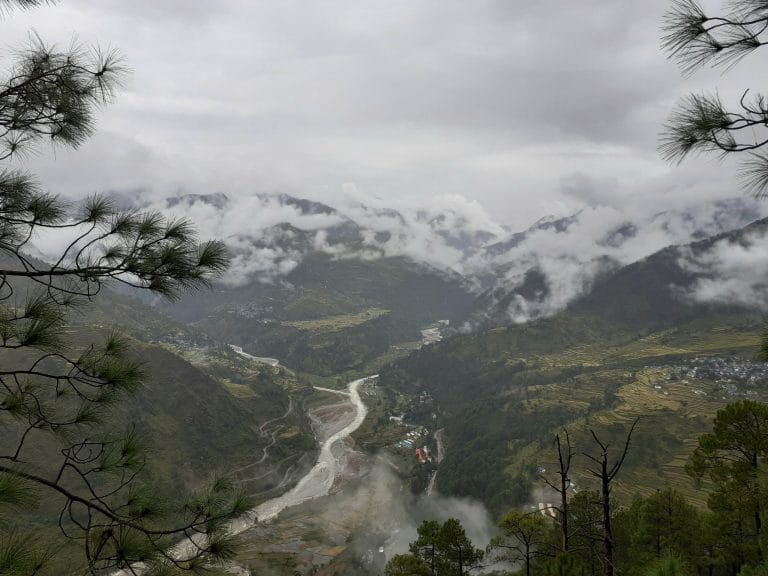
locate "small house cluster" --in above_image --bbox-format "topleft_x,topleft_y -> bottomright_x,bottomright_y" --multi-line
666,356 -> 768,386
651,356 -> 768,400
393,426 -> 435,464
224,301 -> 276,322
396,426 -> 428,449
415,445 -> 432,464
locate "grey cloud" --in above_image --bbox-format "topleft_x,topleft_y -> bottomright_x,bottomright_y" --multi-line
3,0 -> 762,226
71,185 -> 761,321
24,179 -> 768,321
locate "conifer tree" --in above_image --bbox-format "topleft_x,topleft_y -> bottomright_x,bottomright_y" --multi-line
688,401 -> 768,543
488,511 -> 548,576
0,2 -> 250,574
661,0 -> 768,195
408,518 -> 483,576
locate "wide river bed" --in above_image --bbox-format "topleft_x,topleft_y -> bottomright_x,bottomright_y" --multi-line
114,375 -> 372,575
229,375 -> 372,531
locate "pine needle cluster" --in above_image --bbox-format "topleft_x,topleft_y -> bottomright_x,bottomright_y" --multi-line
661,0 -> 768,196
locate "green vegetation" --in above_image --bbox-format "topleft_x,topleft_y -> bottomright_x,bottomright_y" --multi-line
368,213 -> 768,515
1,280 -> 319,575
688,401 -> 768,537
384,553 -> 432,576
404,518 -> 483,576
492,401 -> 768,576
661,0 -> 768,195
490,512 -> 549,576
395,403 -> 768,576
0,3 -> 314,573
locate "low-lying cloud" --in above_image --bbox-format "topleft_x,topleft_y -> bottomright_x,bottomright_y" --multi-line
464,198 -> 768,322
680,229 -> 768,310
27,187 -> 768,321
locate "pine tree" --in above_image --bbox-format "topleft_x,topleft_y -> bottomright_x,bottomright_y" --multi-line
409,519 -> 483,576
0,2 -> 251,574
488,511 -> 549,576
661,0 -> 768,195
688,401 -> 768,546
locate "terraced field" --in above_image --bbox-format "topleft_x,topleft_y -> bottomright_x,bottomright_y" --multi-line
507,319 -> 764,508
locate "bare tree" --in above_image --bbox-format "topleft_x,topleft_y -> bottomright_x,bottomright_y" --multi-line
540,430 -> 574,554
488,511 -> 549,576
582,419 -> 639,576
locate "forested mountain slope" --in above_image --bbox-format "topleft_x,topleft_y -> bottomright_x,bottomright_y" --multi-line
8,287 -> 317,555
376,219 -> 768,514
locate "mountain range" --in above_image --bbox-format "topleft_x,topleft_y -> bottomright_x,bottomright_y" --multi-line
374,213 -> 768,513
115,190 -> 763,338
25,189 -> 768,545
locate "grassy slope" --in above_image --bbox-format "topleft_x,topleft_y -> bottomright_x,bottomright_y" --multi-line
82,290 -> 319,494
512,314 -> 762,507
0,281 -> 324,573
5,288 -> 318,545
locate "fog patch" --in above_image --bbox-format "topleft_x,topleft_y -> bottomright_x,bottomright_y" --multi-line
679,230 -> 768,310
473,198 -> 768,323
318,460 -> 497,567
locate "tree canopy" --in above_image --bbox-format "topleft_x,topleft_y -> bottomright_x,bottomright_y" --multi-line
384,553 -> 432,576
488,511 -> 549,576
687,400 -> 768,543
406,518 -> 483,576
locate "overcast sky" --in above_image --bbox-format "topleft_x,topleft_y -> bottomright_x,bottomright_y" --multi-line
3,0 -> 767,228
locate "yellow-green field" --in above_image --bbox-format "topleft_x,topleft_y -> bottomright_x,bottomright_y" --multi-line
282,307 -> 389,332
222,380 -> 260,398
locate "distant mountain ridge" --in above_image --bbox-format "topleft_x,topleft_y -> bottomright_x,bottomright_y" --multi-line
572,214 -> 768,328
87,189 -> 768,328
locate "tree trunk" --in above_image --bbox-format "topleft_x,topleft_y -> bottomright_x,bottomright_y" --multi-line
561,471 -> 569,553
601,460 -> 614,576
585,421 -> 637,576
525,546 -> 532,576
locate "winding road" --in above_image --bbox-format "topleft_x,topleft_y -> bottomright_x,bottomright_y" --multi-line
229,344 -> 280,367
231,397 -> 295,475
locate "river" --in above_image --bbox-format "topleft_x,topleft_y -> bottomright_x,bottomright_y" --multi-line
231,374 -> 372,528
229,344 -> 280,367
114,374 -> 373,575
426,428 -> 444,496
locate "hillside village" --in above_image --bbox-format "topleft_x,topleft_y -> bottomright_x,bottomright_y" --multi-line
655,356 -> 768,399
